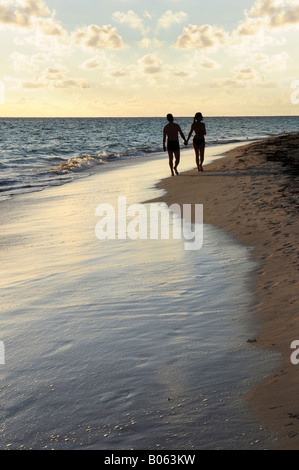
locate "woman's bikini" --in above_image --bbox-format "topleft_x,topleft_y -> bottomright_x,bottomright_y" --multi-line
193,124 -> 205,148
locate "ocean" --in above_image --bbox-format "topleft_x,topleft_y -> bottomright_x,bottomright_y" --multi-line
0,116 -> 298,200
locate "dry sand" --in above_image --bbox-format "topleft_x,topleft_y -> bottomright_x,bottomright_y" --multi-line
151,133 -> 299,449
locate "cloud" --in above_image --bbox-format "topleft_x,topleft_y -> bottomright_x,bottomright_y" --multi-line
138,37 -> 162,49
198,56 -> 221,69
10,51 -> 40,71
50,78 -> 89,89
19,65 -> 90,89
34,16 -> 67,37
19,0 -> 50,16
232,64 -> 260,81
138,54 -> 162,75
235,0 -> 299,35
1,2 -> 125,54
157,10 -> 187,29
80,55 -> 105,70
175,24 -> 229,49
233,16 -> 264,36
109,70 -> 129,78
209,78 -> 247,89
210,62 -> 279,89
143,10 -> 152,20
72,24 -> 125,50
112,10 -> 148,34
21,80 -> 45,88
260,51 -> 289,71
0,0 -> 50,29
250,0 -> 281,17
250,0 -> 299,27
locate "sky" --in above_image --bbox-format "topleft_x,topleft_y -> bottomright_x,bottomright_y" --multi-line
0,0 -> 298,117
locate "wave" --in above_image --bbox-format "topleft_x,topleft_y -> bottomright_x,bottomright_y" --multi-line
48,146 -> 164,175
207,137 -> 262,146
49,152 -> 111,174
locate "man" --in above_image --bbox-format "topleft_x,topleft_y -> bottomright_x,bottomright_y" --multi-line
163,114 -> 187,176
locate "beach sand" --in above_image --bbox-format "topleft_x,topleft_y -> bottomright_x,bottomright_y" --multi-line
151,133 -> 299,450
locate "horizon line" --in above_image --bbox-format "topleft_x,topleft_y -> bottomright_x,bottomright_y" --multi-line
0,114 -> 298,119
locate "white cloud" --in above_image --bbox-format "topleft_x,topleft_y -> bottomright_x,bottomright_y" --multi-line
32,52 -> 47,61
34,16 -> 67,37
112,10 -> 148,34
250,0 -> 299,27
210,62 -> 279,89
235,0 -> 299,35
198,56 -> 221,69
19,65 -> 90,89
138,54 -> 162,75
10,51 -> 39,71
80,55 -> 105,70
138,37 -> 162,49
143,10 -> 152,20
250,0 -> 282,17
0,0 -> 50,29
18,0 -> 50,17
175,24 -> 229,49
72,24 -> 126,50
157,10 -> 187,29
260,51 -> 289,71
233,64 -> 260,81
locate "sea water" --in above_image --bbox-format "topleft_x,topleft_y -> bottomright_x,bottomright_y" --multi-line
0,116 -> 298,200
0,145 -> 280,449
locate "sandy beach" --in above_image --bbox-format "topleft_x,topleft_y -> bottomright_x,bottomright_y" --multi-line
151,133 -> 299,449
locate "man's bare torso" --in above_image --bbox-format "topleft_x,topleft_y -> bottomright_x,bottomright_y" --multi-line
163,122 -> 181,141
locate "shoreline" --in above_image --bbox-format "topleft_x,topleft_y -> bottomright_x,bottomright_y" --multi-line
150,132 -> 299,449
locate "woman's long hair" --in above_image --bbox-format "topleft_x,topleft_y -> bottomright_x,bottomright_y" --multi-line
193,112 -> 203,124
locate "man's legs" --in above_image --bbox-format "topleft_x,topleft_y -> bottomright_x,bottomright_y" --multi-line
174,150 -> 180,175
168,150 -> 174,176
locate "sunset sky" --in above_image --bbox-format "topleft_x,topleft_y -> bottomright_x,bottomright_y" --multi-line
0,0 -> 298,117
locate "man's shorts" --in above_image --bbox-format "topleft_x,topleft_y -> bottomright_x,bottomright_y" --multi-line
167,140 -> 180,151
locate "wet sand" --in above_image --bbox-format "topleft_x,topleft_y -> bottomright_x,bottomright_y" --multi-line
151,133 -> 299,449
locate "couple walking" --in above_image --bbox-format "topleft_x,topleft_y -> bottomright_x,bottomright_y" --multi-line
163,113 -> 206,176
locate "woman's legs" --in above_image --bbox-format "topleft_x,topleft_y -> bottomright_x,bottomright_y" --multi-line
194,143 -> 205,171
194,146 -> 200,171
199,143 -> 205,170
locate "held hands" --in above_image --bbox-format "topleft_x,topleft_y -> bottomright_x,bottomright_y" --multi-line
184,139 -> 188,146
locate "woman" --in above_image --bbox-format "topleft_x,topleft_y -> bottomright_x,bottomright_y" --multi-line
186,112 -> 206,172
